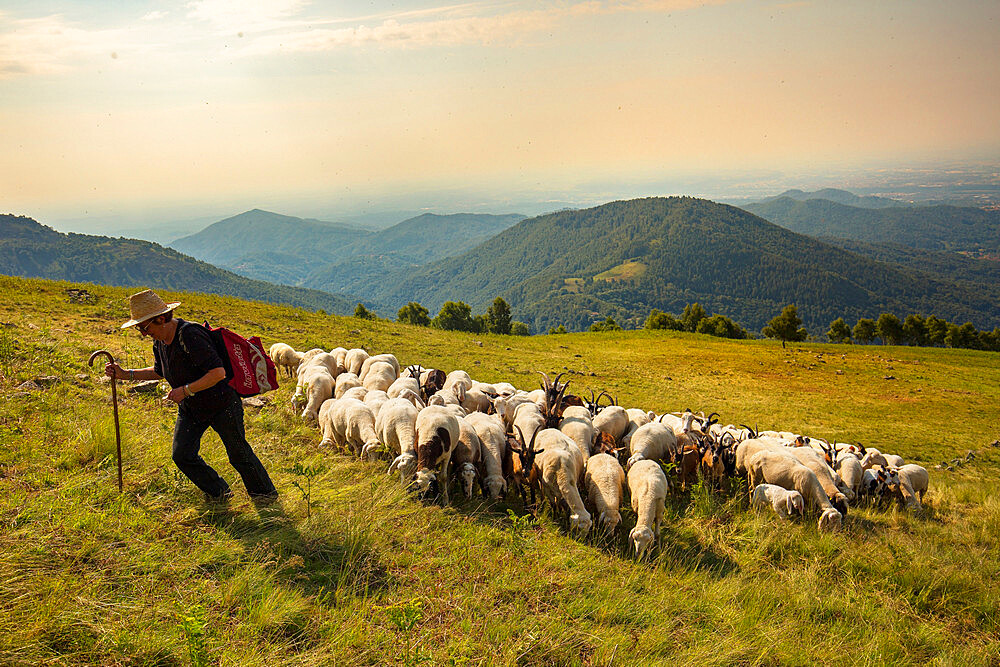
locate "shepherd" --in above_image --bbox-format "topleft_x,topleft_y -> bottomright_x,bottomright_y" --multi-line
105,289 -> 278,503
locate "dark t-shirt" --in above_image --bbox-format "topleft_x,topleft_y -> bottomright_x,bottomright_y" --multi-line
154,318 -> 235,422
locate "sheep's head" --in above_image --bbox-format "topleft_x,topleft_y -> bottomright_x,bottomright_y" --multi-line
569,511 -> 592,535
629,526 -> 656,558
598,509 -> 621,532
484,474 -> 507,501
413,468 -> 440,500
301,407 -> 319,424
387,452 -> 417,481
831,493 -> 849,517
818,508 -> 842,532
625,453 -> 644,472
457,462 -> 478,499
787,492 -> 805,516
360,440 -> 383,462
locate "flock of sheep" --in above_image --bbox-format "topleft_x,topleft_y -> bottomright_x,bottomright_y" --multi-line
270,342 -> 930,556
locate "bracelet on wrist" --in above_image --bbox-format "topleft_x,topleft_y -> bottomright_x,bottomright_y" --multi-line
184,384 -> 194,397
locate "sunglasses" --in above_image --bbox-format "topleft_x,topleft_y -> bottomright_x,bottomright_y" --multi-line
138,319 -> 156,334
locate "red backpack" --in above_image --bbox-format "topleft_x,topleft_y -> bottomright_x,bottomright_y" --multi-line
180,321 -> 279,397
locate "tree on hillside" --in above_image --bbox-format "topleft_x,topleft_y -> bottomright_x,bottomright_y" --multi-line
875,313 -> 903,345
433,301 -> 478,332
681,303 -> 707,333
925,315 -> 949,346
762,304 -> 808,348
397,301 -> 430,326
902,314 -> 928,346
852,318 -> 876,344
696,314 -> 748,339
827,317 -> 852,343
946,322 -> 980,349
548,324 -> 568,334
354,303 -> 376,320
589,316 -> 622,332
645,308 -> 683,331
484,297 -> 512,335
510,321 -> 530,336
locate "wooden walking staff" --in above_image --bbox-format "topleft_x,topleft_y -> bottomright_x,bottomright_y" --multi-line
88,349 -> 123,493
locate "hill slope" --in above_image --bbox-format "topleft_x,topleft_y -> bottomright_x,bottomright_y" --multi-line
743,197 -> 1000,255
170,209 -> 372,284
373,197 -> 1000,332
1,275 -> 998,665
0,214 -> 354,314
760,188 -> 906,209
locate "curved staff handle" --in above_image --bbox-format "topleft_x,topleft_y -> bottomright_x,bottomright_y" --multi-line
88,350 -> 123,493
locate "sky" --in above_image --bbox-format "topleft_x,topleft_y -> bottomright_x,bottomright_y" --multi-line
1,0 -> 998,229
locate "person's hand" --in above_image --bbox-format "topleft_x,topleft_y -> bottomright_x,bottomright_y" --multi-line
166,386 -> 186,404
105,362 -> 123,380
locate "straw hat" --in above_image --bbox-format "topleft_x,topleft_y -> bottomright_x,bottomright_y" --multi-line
121,289 -> 180,329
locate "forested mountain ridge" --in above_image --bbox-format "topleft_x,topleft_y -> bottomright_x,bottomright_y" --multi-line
759,188 -> 905,209
0,214 -> 354,314
170,209 -> 372,284
370,197 -> 1000,333
743,197 -> 1000,255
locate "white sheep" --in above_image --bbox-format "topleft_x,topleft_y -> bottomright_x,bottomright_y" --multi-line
627,459 -> 668,557
359,353 -> 400,381
785,446 -> 854,509
584,453 -> 626,532
379,398 -> 419,483
329,347 -> 349,374
268,342 -> 302,378
626,422 -> 678,471
452,417 -> 483,499
413,406 -> 461,505
745,450 -> 842,532
750,483 -> 805,520
339,386 -> 368,402
559,405 -> 597,464
529,428 -> 591,535
621,408 -> 655,447
293,365 -> 335,423
362,361 -> 397,393
493,392 -> 537,430
334,371 -> 362,399
464,412 -> 508,501
387,375 -> 421,400
320,397 -> 381,459
893,464 -> 929,510
344,348 -> 370,376
297,351 -> 340,380
835,455 -> 865,499
511,402 -> 546,448
363,389 -> 389,418
593,405 -> 629,444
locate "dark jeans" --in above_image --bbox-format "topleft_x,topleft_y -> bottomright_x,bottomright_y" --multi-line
172,394 -> 277,499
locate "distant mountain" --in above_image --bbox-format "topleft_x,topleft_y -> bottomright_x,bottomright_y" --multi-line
171,209 -> 525,296
0,214 -> 354,314
301,213 -> 525,296
370,197 -> 1000,333
743,197 -> 1000,255
170,209 -> 372,283
760,188 -> 905,209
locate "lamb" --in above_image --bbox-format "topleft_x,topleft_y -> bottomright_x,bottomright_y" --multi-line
464,412 -> 508,500
528,428 -> 592,534
893,464 -> 929,510
344,348 -> 370,376
293,364 -> 335,423
268,342 -> 302,378
750,483 -> 805,520
451,417 -> 483,499
379,398 -> 419,483
627,459 -> 668,558
413,406 -> 461,504
321,397 -> 381,460
559,405 -> 597,464
744,450 -> 842,532
584,453 -> 627,532
593,405 -> 629,444
334,372 -> 362,399
835,455 -> 865,499
359,353 -> 400,381
626,422 -> 678,471
362,361 -> 397,393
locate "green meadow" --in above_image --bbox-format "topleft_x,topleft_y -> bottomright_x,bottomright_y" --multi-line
1,275 -> 999,666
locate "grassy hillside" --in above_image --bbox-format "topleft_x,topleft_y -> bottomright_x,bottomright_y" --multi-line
2,276 -> 999,666
0,214 -> 355,316
372,197 -> 1000,333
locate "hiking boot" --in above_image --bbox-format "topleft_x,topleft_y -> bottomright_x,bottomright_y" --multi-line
205,488 -> 234,503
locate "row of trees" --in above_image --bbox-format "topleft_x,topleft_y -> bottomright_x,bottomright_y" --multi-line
644,302 -> 749,340
391,298 -> 530,335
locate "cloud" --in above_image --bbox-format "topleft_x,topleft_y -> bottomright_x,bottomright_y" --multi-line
185,0 -> 309,33
0,13 -> 142,79
236,0 -> 736,55
141,11 -> 169,21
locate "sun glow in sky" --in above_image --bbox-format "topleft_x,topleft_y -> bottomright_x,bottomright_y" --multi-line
1,0 -> 998,225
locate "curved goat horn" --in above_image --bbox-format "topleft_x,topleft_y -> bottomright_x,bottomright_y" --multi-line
536,370 -> 552,391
